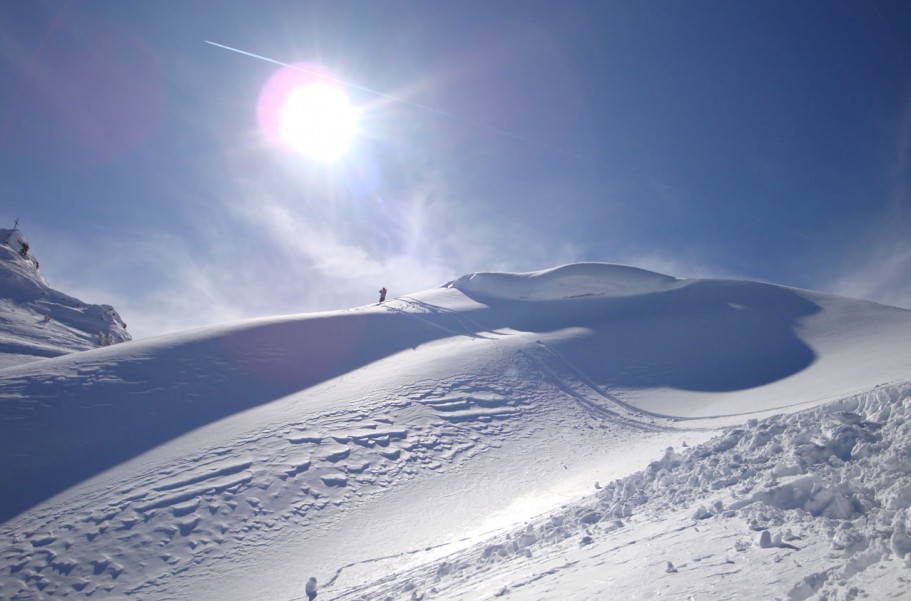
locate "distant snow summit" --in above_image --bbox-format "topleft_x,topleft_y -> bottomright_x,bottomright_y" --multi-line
0,228 -> 130,368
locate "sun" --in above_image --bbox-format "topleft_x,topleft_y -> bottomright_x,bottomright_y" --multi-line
278,82 -> 359,162
258,65 -> 360,163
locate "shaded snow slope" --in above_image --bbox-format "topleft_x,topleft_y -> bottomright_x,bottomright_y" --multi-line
0,310 -> 461,523
450,264 -> 911,415
0,229 -> 130,369
2,263 -> 911,600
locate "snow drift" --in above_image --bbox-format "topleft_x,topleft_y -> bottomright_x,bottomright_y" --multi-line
2,262 -> 911,600
448,263 -> 682,300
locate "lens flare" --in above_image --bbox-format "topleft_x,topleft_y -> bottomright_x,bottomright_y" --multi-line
258,64 -> 359,162
279,83 -> 357,161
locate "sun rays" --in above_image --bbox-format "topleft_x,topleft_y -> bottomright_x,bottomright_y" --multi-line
257,63 -> 360,163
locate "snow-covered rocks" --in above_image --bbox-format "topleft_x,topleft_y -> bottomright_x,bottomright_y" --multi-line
0,228 -> 130,368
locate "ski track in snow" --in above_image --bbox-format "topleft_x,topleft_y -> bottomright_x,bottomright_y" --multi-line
1,325 -> 673,600
522,342 -> 676,432
383,297 -> 503,341
330,383 -> 911,601
387,295 -> 683,433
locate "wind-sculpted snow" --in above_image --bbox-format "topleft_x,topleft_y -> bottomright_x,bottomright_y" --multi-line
449,262 -> 681,301
452,272 -> 825,394
2,263 -> 911,600
0,229 -> 130,368
0,310 -> 467,522
1,328 -> 656,600
334,384 -> 911,600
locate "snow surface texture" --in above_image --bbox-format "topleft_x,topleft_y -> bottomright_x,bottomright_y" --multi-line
2,262 -> 911,600
0,229 -> 130,369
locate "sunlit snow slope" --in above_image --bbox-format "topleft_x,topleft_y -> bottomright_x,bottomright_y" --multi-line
0,229 -> 130,369
2,263 -> 911,600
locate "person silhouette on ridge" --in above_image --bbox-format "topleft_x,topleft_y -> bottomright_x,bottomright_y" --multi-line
379,287 -> 387,303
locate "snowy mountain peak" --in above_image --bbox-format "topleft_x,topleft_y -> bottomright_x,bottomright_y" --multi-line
1,228 -> 46,296
0,228 -> 130,369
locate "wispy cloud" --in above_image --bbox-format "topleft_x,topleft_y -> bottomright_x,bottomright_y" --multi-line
28,225 -> 251,339
613,252 -> 742,282
827,218 -> 911,309
825,93 -> 911,310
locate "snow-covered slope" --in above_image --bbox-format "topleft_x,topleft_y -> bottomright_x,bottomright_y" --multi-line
337,384 -> 911,601
0,229 -> 130,369
1,263 -> 911,600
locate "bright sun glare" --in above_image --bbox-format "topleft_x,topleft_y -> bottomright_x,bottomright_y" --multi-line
278,82 -> 359,162
258,65 -> 360,163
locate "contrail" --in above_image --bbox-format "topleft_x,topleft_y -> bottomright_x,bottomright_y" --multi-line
205,40 -> 583,160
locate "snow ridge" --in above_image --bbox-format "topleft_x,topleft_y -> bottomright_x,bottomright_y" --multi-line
0,229 -> 130,369
448,262 -> 681,301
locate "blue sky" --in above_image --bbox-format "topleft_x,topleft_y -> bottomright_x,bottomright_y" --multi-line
2,0 -> 910,338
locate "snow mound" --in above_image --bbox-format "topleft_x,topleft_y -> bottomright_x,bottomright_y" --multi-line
0,229 -> 130,368
448,262 -> 681,301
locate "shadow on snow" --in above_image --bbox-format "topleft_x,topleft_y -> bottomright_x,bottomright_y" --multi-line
0,279 -> 820,523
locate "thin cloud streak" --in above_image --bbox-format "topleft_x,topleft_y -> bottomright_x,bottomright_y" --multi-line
831,240 -> 911,310
826,94 -> 911,310
205,40 -> 584,161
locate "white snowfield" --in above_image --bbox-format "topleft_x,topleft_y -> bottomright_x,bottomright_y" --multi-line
2,262 -> 911,600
